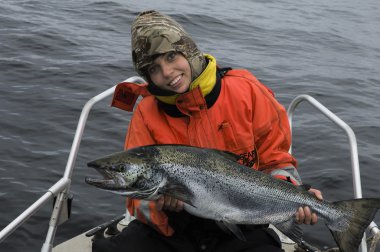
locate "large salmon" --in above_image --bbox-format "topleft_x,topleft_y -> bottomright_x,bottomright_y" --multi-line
85,144 -> 380,252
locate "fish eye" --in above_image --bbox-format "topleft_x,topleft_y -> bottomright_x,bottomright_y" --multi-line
112,164 -> 125,172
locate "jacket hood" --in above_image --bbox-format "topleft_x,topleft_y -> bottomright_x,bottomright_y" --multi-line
131,10 -> 206,82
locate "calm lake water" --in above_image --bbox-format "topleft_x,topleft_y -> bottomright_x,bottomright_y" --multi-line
1,0 -> 379,251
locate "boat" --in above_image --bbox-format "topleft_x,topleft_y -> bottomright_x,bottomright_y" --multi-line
0,76 -> 379,252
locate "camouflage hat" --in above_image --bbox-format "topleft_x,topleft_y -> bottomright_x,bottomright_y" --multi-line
131,10 -> 206,81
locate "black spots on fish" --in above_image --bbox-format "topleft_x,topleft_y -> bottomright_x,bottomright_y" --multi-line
148,145 -> 161,157
156,146 -> 205,167
205,179 -> 227,196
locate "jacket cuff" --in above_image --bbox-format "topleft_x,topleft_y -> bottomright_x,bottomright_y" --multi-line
127,198 -> 174,236
270,166 -> 302,185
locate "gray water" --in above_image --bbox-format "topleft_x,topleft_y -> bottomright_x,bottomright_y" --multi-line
1,0 -> 380,251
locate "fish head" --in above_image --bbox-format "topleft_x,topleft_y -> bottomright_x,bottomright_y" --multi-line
85,149 -> 163,199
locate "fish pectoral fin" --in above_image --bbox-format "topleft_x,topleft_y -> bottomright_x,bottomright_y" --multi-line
217,221 -> 246,241
158,184 -> 195,207
274,218 -> 303,245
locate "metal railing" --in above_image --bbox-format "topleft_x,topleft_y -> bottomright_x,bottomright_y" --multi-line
0,76 -> 146,251
287,94 -> 379,252
0,88 -> 378,252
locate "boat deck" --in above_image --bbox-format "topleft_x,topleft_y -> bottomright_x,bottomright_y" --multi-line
52,224 -> 301,252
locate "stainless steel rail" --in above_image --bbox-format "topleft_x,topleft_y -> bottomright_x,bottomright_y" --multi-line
287,94 -> 379,252
0,178 -> 69,243
0,76 -> 145,251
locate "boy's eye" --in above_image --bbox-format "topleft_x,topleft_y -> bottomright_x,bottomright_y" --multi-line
148,65 -> 158,75
166,51 -> 177,61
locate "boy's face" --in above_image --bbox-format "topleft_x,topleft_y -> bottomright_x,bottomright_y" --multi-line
147,51 -> 192,94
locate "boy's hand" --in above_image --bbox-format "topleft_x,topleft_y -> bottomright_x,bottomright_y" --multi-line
156,195 -> 184,212
295,188 -> 323,225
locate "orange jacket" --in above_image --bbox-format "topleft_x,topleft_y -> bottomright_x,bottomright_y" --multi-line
112,68 -> 299,236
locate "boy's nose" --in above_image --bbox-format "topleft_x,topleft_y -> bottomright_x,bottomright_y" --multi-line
161,63 -> 173,78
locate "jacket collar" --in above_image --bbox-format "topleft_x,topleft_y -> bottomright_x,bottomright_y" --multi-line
158,67 -> 230,117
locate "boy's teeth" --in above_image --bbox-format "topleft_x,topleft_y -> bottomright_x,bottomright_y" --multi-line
170,76 -> 181,86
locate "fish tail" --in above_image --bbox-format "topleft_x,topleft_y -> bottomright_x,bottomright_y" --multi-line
328,198 -> 380,252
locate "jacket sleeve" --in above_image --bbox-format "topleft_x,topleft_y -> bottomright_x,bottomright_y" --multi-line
250,78 -> 302,185
124,105 -> 156,149
124,106 -> 175,236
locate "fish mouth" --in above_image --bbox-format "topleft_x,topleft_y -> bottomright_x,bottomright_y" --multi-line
85,162 -> 126,191
86,161 -> 161,199
85,170 -> 158,198
85,169 -> 121,190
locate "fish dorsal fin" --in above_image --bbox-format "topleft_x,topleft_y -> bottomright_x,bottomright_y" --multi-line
213,149 -> 241,162
158,183 -> 195,208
